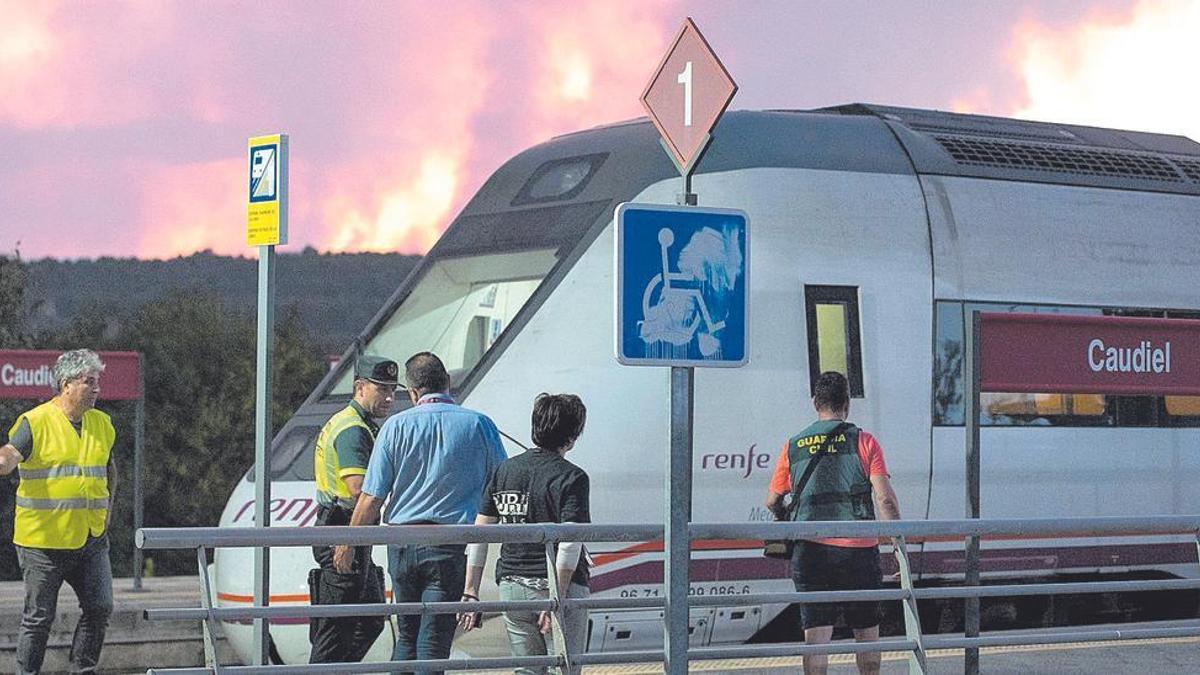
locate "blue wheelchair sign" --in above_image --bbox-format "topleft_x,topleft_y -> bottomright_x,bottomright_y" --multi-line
615,202 -> 749,367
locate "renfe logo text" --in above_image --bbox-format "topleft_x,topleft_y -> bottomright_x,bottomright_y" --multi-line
701,444 -> 770,478
1088,339 -> 1172,374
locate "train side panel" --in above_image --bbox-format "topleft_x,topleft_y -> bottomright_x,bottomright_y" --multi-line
459,165 -> 932,644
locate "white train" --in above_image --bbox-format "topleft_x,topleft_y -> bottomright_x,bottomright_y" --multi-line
212,104 -> 1200,663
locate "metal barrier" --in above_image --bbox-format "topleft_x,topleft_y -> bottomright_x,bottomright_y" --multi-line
136,515 -> 1200,674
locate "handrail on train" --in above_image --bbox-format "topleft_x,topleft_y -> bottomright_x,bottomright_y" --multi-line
136,515 -> 1200,675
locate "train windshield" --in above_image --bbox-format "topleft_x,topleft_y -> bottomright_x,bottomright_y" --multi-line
329,248 -> 559,395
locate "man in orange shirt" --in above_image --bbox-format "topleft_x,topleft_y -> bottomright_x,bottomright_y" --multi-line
765,371 -> 901,675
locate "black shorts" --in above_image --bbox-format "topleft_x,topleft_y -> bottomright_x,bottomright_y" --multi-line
791,540 -> 882,630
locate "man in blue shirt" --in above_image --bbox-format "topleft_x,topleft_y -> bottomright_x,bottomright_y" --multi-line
339,352 -> 507,672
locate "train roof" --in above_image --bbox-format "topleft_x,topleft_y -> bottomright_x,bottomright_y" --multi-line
459,104 -> 1200,219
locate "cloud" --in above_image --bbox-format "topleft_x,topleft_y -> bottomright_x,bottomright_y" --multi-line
323,149 -> 462,255
518,2 -> 672,141
134,158 -> 246,258
0,1 -> 173,130
0,1 -> 683,259
1009,0 -> 1200,140
312,1 -> 675,256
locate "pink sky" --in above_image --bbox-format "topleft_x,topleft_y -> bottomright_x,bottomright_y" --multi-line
1,0 -> 1196,261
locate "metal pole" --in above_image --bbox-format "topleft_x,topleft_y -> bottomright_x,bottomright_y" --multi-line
664,365 -> 693,675
963,309 -> 981,674
544,543 -> 570,672
133,355 -> 145,591
677,170 -> 698,207
197,546 -> 223,673
252,244 -> 275,665
892,537 -> 927,674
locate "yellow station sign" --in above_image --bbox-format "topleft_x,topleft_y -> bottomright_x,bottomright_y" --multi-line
246,133 -> 288,246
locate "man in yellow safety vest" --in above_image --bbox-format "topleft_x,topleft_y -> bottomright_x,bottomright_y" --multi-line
0,349 -> 116,675
308,355 -> 398,664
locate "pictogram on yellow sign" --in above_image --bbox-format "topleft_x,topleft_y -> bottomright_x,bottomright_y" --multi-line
247,133 -> 289,246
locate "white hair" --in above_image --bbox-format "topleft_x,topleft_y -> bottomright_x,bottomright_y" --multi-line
52,349 -> 105,393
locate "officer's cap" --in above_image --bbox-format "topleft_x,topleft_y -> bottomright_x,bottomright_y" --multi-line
354,356 -> 400,386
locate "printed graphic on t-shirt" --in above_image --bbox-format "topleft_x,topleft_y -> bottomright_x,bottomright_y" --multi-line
493,490 -> 529,524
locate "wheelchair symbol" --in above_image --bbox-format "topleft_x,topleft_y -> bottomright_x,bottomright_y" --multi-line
639,228 -> 726,357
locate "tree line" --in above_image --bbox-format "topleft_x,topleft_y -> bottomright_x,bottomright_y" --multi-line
0,254 -> 331,578
24,248 -> 420,353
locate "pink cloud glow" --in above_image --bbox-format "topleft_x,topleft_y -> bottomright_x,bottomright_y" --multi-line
1009,0 -> 1200,139
4,2 -> 1193,262
0,1 -> 679,260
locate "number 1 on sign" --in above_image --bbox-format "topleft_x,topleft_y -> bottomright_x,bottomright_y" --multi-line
677,60 -> 693,127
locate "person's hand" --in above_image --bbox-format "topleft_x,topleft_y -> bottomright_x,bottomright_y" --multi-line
332,545 -> 354,573
457,594 -> 482,631
538,610 -> 553,635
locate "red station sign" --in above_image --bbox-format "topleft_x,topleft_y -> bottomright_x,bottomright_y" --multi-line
979,313 -> 1200,395
641,17 -> 737,174
0,350 -> 141,401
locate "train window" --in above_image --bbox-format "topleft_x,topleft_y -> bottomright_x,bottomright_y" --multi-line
329,249 -> 558,396
1164,311 -> 1200,425
1166,396 -> 1200,416
804,285 -> 864,398
933,301 -> 1200,427
512,153 -> 607,206
246,425 -> 319,483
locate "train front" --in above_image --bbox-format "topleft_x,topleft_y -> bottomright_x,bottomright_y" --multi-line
211,121 -> 666,664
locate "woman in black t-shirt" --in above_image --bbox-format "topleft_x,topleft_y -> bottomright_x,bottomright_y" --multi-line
461,393 -> 590,675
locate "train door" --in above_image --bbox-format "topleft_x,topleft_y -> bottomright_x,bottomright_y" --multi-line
778,171 -> 935,528
794,278 -> 932,525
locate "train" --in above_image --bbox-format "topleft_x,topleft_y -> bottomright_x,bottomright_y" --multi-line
211,103 -> 1200,663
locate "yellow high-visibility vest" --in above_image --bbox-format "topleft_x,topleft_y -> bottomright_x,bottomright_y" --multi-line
10,400 -> 115,549
313,405 -> 373,509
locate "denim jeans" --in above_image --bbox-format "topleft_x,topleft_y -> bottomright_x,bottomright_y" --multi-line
498,580 -> 589,675
16,534 -> 114,675
388,543 -> 466,674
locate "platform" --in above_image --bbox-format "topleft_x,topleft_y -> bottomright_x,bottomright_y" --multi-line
0,575 -> 237,674
1,577 -> 1197,673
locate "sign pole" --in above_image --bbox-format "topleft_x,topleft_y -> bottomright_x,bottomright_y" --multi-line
665,365 -> 693,675
252,244 -> 275,665
964,309 -> 981,674
133,355 -> 145,591
246,132 -> 287,666
665,175 -> 700,675
636,19 -> 737,673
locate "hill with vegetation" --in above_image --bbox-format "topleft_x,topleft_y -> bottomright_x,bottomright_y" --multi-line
24,248 -> 421,353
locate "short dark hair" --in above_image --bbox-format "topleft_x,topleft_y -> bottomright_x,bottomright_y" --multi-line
812,371 -> 850,414
405,352 -> 450,395
531,393 -> 587,451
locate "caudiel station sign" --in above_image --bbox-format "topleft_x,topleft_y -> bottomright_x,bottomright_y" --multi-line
0,350 -> 141,400
1088,339 -> 1171,374
979,313 -> 1200,396
0,363 -> 53,387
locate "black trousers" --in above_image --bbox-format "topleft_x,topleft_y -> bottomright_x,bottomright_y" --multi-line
308,505 -> 387,664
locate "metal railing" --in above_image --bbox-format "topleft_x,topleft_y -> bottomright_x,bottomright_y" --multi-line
136,515 -> 1200,674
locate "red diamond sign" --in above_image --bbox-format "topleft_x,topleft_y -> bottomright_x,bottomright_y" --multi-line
641,17 -> 738,175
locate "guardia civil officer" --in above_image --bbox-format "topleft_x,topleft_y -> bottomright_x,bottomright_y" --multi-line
308,356 -> 398,664
764,371 -> 902,675
0,349 -> 116,675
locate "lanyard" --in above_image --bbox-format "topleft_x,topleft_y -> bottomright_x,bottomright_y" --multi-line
416,396 -> 454,406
